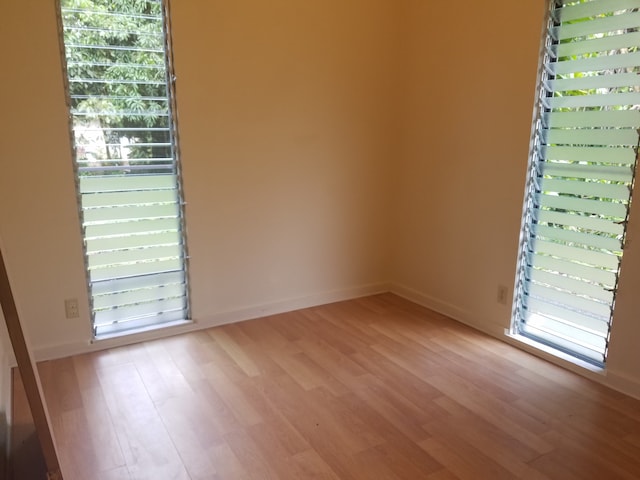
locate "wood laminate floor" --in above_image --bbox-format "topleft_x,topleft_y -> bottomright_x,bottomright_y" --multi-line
36,294 -> 640,479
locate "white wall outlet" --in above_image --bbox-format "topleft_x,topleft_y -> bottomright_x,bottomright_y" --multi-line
497,285 -> 509,305
64,298 -> 80,319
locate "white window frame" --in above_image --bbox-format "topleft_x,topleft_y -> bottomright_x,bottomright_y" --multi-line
57,0 -> 190,338
512,0 -> 640,368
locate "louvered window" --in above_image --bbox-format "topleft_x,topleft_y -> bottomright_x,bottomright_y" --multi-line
513,0 -> 640,367
59,0 -> 189,337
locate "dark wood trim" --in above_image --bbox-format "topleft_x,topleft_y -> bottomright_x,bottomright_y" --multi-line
0,249 -> 62,480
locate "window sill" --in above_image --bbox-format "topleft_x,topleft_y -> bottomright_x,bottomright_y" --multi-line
504,330 -> 606,376
91,318 -> 194,344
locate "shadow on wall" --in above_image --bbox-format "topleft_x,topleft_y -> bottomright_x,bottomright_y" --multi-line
9,423 -> 46,480
0,413 -> 5,479
7,369 -> 47,479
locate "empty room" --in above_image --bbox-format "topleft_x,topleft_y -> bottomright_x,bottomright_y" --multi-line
1,0 -> 640,479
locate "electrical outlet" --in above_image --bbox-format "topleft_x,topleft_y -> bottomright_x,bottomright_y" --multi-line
497,285 -> 509,305
64,298 -> 79,319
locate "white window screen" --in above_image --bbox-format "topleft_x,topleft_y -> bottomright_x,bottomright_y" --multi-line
59,0 -> 189,337
514,0 -> 640,367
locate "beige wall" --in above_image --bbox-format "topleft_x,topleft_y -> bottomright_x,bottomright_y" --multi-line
0,1 -> 93,355
392,0 -> 640,398
391,1 -> 544,329
603,201 -> 640,397
0,0 -> 639,397
0,0 -> 396,357
171,0 -> 398,315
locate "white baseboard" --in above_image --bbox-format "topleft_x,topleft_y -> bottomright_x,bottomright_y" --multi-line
390,283 -> 505,338
33,282 -> 390,362
32,281 -> 640,401
391,282 -> 640,401
606,370 -> 640,401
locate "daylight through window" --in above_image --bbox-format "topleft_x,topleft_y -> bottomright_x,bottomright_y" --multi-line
59,0 -> 189,337
513,0 -> 640,367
